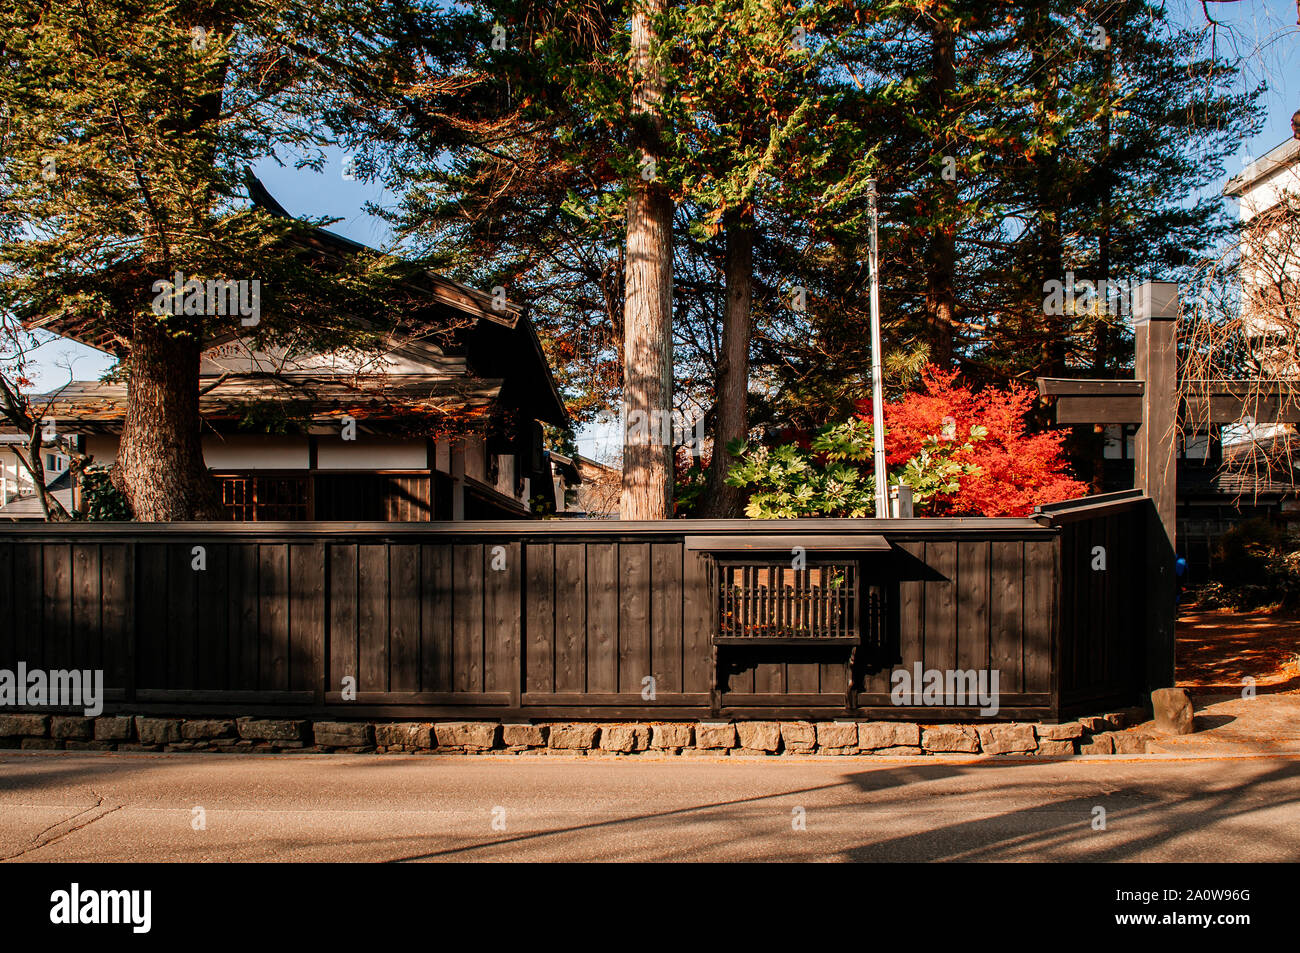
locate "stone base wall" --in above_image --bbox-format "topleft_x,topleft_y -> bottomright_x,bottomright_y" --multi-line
0,710 -> 1154,756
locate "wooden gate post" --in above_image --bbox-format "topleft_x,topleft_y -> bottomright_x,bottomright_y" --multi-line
1133,281 -> 1179,691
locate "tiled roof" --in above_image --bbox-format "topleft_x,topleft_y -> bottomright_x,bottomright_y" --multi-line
7,374 -> 504,434
1177,464 -> 1300,499
0,488 -> 73,520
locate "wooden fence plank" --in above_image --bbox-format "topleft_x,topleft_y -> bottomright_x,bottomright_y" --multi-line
989,540 -> 1024,694
1096,515 -> 1114,691
16,544 -> 43,669
682,550 -> 712,694
71,543 -> 100,674
195,542 -> 228,691
1023,539 -> 1055,693
524,543 -> 555,694
0,543 -> 11,667
924,541 -> 958,678
43,543 -> 71,672
650,542 -> 683,696
1065,524 -> 1082,694
357,544 -> 389,694
100,543 -> 133,695
328,543 -> 358,697
484,541 -> 520,697
170,543 -> 199,691
452,544 -> 484,693
260,544 -> 290,692
618,543 -> 651,694
957,540 -> 990,675
136,545 -> 168,689
290,543 -> 326,694
554,544 -> 586,693
586,543 -> 619,693
421,544 -> 453,693
388,544 -> 420,692
230,544 -> 260,692
896,541 -> 926,691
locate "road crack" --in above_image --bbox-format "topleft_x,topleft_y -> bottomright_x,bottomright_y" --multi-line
1,790 -> 124,861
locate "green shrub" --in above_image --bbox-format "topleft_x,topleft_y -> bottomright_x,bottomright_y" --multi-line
78,467 -> 132,521
724,418 -> 984,519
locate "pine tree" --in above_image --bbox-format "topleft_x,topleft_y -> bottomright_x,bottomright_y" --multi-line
0,0 -> 427,519
662,0 -> 875,516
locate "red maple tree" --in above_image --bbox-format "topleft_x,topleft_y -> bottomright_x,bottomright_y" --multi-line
856,365 -> 1086,517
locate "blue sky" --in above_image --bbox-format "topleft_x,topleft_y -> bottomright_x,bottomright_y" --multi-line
20,0 -> 1300,457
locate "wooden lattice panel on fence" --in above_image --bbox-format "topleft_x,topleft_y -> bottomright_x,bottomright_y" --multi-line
715,562 -> 864,645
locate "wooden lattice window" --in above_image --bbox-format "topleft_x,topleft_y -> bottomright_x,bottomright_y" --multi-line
220,475 -> 309,521
716,561 -> 865,645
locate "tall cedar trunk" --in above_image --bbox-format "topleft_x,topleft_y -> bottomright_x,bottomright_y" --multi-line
112,316 -> 223,520
621,0 -> 674,520
699,211 -> 753,518
1031,1 -> 1065,379
106,8 -> 230,520
1089,22 -> 1115,492
926,13 -> 957,366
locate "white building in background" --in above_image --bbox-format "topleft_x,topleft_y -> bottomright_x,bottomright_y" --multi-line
0,435 -> 35,505
0,434 -> 73,517
1224,126 -> 1300,374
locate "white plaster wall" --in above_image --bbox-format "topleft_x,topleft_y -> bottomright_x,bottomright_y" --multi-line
0,448 -> 35,503
78,433 -> 426,471
316,437 -> 428,470
202,434 -> 310,470
1240,163 -> 1300,221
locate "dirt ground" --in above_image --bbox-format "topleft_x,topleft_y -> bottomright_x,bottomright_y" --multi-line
1177,603 -> 1300,696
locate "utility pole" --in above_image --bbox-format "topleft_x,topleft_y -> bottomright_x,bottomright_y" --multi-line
867,178 -> 889,518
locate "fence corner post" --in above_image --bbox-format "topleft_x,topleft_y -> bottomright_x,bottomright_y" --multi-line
1133,280 -> 1178,691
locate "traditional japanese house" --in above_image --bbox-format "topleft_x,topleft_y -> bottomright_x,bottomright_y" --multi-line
10,180 -> 570,521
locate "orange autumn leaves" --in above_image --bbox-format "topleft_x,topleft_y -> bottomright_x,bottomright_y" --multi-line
857,365 -> 1086,517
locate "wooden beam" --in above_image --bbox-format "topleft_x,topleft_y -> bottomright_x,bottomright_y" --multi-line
1133,280 -> 1178,693
1053,395 -> 1143,423
684,535 -> 891,552
1037,378 -> 1145,422
1036,378 -> 1145,396
1186,392 -> 1300,424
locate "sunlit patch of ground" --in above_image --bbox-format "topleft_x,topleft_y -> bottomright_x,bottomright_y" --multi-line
1177,603 -> 1300,696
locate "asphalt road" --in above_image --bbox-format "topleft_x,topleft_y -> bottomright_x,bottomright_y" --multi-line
1,751 -> 1297,862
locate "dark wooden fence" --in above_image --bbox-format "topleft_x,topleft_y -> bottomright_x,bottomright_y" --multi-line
1041,490 -> 1154,713
0,493 -> 1155,722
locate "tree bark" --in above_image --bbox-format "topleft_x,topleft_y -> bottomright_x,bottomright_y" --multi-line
1089,19 -> 1115,492
926,11 -> 957,366
111,315 -> 223,520
621,0 -> 674,520
700,210 -> 753,518
1030,1 -> 1066,379
106,10 -> 229,521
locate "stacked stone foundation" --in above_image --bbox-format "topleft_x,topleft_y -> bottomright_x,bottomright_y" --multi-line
0,710 -> 1155,756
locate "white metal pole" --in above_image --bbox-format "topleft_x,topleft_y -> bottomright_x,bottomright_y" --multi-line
867,179 -> 889,518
